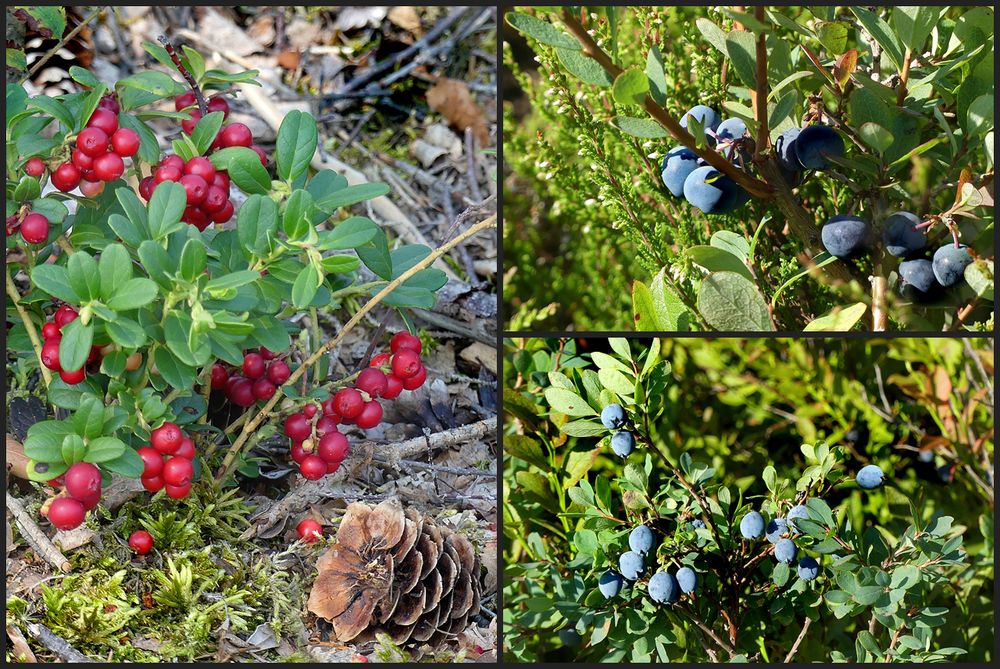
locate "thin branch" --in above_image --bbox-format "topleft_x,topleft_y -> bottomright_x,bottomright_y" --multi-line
6,269 -> 53,386
158,35 -> 207,116
7,492 -> 71,573
784,616 -> 812,662
752,6 -> 770,160
21,7 -> 104,83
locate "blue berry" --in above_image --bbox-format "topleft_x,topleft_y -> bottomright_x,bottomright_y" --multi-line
765,518 -> 789,544
689,519 -> 706,530
716,117 -> 747,142
775,127 -> 801,171
932,244 -> 972,287
675,567 -> 698,594
619,551 -> 645,581
598,570 -> 624,598
661,147 -> 700,197
680,105 -> 720,141
774,538 -> 797,564
821,214 -> 869,258
739,511 -> 765,540
856,464 -> 885,490
786,504 -> 809,531
600,404 -> 626,429
628,525 -> 655,555
683,165 -> 748,215
882,211 -> 926,257
611,431 -> 636,458
648,571 -> 680,604
794,124 -> 844,170
797,556 -> 820,581
899,259 -> 938,294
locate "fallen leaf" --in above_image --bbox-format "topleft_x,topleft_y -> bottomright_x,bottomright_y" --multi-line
388,7 -> 422,35
426,78 -> 489,146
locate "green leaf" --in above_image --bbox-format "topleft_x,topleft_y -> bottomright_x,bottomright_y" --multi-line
815,20 -> 850,54
72,397 -> 106,439
555,47 -> 613,87
100,350 -> 128,377
61,434 -> 87,465
153,347 -> 197,390
211,147 -> 271,194
698,271 -> 773,331
612,116 -> 668,139
357,231 -> 392,280
67,252 -> 100,302
118,70 -> 183,97
598,367 -> 634,396
710,231 -> 750,264
275,109 -> 318,183
205,270 -> 262,293
318,216 -> 378,250
98,244 -> 133,300
964,260 -> 993,299
645,46 -> 667,106
314,183 -> 390,214
612,68 -> 649,106
320,255 -> 361,274
858,122 -> 894,154
237,194 -> 278,257
282,189 -> 314,240
505,12 -> 580,49
178,238 -> 208,283
687,246 -> 754,281
803,302 -> 868,331
30,264 -> 79,304
851,7 -> 904,72
58,318 -> 93,373
100,447 -> 144,478
137,240 -> 173,289
83,436 -> 127,463
890,6 -> 939,53
503,434 -> 549,470
107,278 -> 158,311
696,18 -> 730,57
725,31 -> 758,88
147,181 -> 186,239
291,265 -> 322,308
544,388 -> 597,416
24,420 -> 75,462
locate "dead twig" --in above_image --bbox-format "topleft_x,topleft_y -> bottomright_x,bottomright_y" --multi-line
27,623 -> 93,662
6,492 -> 71,573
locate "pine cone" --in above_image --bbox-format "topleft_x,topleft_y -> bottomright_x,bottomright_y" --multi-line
307,498 -> 482,647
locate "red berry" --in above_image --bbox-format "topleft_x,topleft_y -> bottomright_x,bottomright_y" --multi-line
128,530 -> 154,555
210,362 -> 229,389
42,322 -> 61,340
175,437 -> 196,461
297,518 -> 323,543
252,378 -> 276,400
155,165 -> 182,184
138,176 -> 155,201
48,497 -> 85,531
211,171 -> 230,191
179,174 -> 208,205
97,94 -> 120,113
326,460 -> 342,474
76,127 -> 110,157
401,365 -> 427,390
110,128 -> 140,157
390,331 -> 422,355
25,157 -> 45,176
20,212 -> 50,244
391,349 -> 422,379
355,401 -> 383,430
315,415 -> 338,436
290,441 -> 308,464
333,388 -> 364,420
175,91 -> 196,111
55,305 -> 78,328
183,156 -> 216,182
182,206 -> 209,230
243,352 -> 265,379
284,413 -> 312,441
64,462 -> 102,500
317,431 -> 349,463
79,179 -> 105,197
93,152 -> 125,182
321,397 -> 340,419
207,95 -> 230,118
250,144 -> 268,165
71,148 -> 94,170
219,123 -> 253,147
137,447 -> 164,478
228,378 -> 256,407
303,403 -> 318,419
86,344 -> 101,365
356,368 -> 388,398
141,474 -> 164,492
79,491 -> 101,511
383,374 -> 404,399
182,109 -> 202,135
299,455 -> 326,480
162,456 -> 193,487
209,200 -> 234,223
51,162 -> 81,192
87,108 -> 119,135
165,482 -> 191,499
47,475 -> 65,488
60,367 -> 86,384
266,360 -> 290,385
161,154 -> 185,171
369,352 -> 391,368
201,186 -> 227,213
151,422 -> 183,455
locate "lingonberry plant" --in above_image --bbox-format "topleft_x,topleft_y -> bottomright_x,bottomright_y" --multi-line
7,41 -> 494,533
503,6 -> 994,331
503,338 -> 993,662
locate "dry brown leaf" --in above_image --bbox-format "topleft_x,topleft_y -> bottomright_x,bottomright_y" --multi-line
426,78 -> 489,146
277,50 -> 301,71
388,7 -> 423,35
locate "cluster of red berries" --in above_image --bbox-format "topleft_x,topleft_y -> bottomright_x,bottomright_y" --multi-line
282,332 -> 428,480
39,305 -> 91,384
174,92 -> 267,166
137,422 -> 197,499
139,154 -> 234,230
49,95 -> 140,195
42,461 -> 104,531
211,348 -> 291,407
9,209 -> 51,245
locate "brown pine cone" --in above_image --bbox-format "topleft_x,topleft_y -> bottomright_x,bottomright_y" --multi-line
307,498 -> 482,647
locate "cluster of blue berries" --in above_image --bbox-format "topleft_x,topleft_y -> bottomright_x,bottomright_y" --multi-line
738,504 -> 819,581
599,523 -> 700,605
601,403 -> 636,458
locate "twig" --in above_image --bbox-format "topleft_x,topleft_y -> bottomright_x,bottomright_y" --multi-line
158,35 -> 207,116
871,274 -> 888,330
464,127 -> 483,203
6,269 -> 53,387
784,616 -> 812,662
330,107 -> 377,159
963,340 -> 994,406
217,217 -> 496,478
21,7 -> 103,83
26,623 -> 94,662
392,459 -> 496,477
752,6 -> 769,159
6,492 -> 71,573
105,7 -> 134,74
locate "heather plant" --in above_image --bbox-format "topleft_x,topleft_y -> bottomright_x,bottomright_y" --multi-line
503,6 -> 994,331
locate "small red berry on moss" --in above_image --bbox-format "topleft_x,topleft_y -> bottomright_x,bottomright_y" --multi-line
297,518 -> 322,543
128,530 -> 154,555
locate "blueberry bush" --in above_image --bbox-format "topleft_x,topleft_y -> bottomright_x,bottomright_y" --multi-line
503,337 -> 993,661
503,6 -> 994,331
